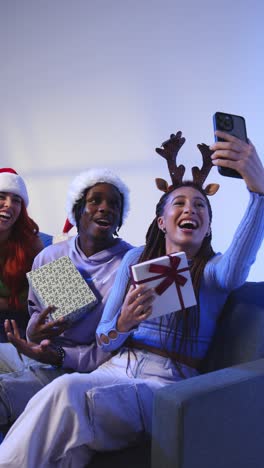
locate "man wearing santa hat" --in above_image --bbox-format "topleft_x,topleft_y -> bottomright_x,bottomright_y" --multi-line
0,167 -> 133,428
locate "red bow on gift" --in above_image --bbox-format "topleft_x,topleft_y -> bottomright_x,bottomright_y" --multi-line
149,255 -> 187,296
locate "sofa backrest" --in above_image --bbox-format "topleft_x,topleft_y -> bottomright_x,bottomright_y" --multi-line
201,281 -> 264,373
38,232 -> 53,248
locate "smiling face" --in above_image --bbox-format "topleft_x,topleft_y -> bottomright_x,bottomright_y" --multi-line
78,183 -> 122,246
0,191 -> 22,241
157,186 -> 211,258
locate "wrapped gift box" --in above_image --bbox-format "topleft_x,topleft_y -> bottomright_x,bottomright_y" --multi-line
130,252 -> 196,319
27,256 -> 98,323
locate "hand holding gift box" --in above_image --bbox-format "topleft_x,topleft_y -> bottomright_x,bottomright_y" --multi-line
27,256 -> 98,323
130,252 -> 196,319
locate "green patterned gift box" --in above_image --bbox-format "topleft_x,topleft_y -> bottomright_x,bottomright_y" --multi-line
27,256 -> 98,323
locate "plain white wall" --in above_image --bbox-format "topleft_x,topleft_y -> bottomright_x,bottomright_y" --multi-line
1,0 -> 263,280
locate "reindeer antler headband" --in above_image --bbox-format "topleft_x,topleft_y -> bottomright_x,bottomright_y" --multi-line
155,131 -> 219,196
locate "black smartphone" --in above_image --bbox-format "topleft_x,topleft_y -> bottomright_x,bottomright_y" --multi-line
213,111 -> 248,179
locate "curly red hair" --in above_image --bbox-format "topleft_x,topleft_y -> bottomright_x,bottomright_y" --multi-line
2,202 -> 42,309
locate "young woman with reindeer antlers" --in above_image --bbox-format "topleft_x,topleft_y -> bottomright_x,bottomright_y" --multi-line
0,130 -> 263,467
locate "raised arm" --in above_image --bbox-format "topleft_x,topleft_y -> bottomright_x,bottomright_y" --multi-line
205,133 -> 264,290
210,131 -> 264,194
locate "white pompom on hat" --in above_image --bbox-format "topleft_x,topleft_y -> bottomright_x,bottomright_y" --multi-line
0,167 -> 29,207
63,168 -> 130,233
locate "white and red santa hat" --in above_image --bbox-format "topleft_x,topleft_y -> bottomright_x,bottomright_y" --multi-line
0,167 -> 29,207
63,168 -> 130,233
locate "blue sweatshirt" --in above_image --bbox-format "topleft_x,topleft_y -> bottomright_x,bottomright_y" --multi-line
97,192 -> 264,360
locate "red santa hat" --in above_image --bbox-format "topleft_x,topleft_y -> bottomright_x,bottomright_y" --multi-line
0,167 -> 29,207
63,168 -> 130,233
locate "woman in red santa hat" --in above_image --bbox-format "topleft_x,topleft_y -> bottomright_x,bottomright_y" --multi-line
0,168 -> 43,363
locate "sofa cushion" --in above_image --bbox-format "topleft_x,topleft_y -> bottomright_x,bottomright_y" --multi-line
202,282 -> 264,373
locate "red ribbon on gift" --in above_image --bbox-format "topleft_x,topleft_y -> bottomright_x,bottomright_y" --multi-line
148,255 -> 188,310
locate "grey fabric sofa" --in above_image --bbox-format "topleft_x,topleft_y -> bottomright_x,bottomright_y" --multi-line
91,281 -> 264,468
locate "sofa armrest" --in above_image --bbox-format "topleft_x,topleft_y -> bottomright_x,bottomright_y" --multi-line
152,359 -> 264,468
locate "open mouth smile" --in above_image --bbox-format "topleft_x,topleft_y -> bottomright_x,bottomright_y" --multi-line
94,218 -> 113,229
178,219 -> 198,231
0,211 -> 12,222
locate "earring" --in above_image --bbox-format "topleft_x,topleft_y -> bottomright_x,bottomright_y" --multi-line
206,227 -> 211,237
162,227 -> 167,234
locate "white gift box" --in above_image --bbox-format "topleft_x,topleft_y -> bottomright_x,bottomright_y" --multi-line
27,256 -> 98,322
130,252 -> 196,319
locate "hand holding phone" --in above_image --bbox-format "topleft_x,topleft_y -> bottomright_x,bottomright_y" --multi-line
213,112 -> 248,179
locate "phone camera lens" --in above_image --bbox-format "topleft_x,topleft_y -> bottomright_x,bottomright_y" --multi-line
217,114 -> 233,131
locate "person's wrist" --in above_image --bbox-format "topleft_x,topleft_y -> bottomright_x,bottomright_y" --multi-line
117,315 -> 133,333
54,345 -> 65,368
117,316 -> 128,332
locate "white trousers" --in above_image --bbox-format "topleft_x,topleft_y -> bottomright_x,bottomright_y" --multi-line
0,349 -> 198,468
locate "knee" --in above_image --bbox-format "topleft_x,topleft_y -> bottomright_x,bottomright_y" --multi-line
47,373 -> 75,393
46,373 -> 86,402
